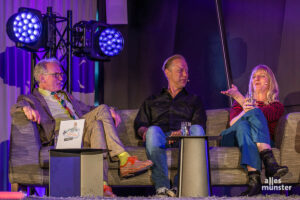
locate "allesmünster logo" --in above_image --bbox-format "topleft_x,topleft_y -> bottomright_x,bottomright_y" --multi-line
262,177 -> 292,191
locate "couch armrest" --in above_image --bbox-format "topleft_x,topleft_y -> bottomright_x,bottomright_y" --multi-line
39,146 -> 53,168
9,111 -> 48,185
275,112 -> 300,183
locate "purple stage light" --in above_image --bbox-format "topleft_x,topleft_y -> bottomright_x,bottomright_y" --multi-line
12,12 -> 42,43
7,8 -> 43,45
98,28 -> 124,57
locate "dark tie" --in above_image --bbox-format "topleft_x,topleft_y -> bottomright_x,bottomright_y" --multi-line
51,91 -> 76,119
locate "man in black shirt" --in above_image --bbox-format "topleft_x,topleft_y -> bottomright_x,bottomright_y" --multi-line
134,54 -> 207,197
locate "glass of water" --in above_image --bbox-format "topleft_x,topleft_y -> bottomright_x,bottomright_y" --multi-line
181,122 -> 192,136
245,93 -> 256,105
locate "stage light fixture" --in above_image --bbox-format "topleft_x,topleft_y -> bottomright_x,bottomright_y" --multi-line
73,20 -> 124,61
98,28 -> 124,57
7,8 -> 124,61
6,7 -> 47,52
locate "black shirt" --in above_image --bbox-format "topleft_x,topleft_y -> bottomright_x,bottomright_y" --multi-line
134,88 -> 207,136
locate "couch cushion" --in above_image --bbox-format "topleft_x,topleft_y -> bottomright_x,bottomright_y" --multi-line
116,108 -> 230,147
39,146 -> 53,168
211,169 -> 248,185
116,110 -> 139,146
210,147 -> 242,169
38,145 -> 281,171
206,109 -> 230,146
206,109 -> 230,136
209,147 -> 280,169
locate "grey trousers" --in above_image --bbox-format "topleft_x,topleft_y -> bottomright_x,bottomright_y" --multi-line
82,104 -> 125,181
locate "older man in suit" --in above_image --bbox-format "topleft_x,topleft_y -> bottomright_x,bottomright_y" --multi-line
11,58 -> 152,197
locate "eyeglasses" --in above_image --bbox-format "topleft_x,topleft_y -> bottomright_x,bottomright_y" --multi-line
44,72 -> 64,79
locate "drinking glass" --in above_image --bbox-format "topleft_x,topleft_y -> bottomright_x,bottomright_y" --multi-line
181,122 -> 192,136
245,93 -> 256,105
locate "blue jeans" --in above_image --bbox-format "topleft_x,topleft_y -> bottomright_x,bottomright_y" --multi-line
220,108 -> 271,171
145,125 -> 205,189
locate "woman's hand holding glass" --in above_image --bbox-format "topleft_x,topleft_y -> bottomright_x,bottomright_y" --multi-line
243,95 -> 257,112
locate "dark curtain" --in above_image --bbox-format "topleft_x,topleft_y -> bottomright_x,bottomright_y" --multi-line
103,0 -> 300,112
104,0 -> 228,109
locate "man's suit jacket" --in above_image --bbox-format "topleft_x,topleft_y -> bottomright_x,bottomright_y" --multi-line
10,88 -> 94,145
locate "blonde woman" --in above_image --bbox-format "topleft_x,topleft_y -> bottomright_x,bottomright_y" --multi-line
220,65 -> 288,196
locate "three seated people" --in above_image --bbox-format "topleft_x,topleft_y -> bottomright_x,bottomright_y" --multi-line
11,56 -> 288,197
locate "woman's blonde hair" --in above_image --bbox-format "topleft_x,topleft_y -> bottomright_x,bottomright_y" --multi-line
248,64 -> 279,104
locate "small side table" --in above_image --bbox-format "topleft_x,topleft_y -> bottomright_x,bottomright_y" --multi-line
167,136 -> 220,197
49,148 -> 108,197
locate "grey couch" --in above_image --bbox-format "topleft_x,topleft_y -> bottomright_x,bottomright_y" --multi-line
9,108 -> 300,189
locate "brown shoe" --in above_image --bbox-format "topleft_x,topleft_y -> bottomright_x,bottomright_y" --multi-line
104,185 -> 116,197
120,156 -> 153,178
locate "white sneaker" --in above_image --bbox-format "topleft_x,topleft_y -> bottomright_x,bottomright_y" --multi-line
156,187 -> 176,197
167,187 -> 177,197
156,187 -> 168,197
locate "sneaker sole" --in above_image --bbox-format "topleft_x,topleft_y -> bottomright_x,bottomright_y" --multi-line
166,190 -> 177,197
273,167 -> 288,179
120,164 -> 153,179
